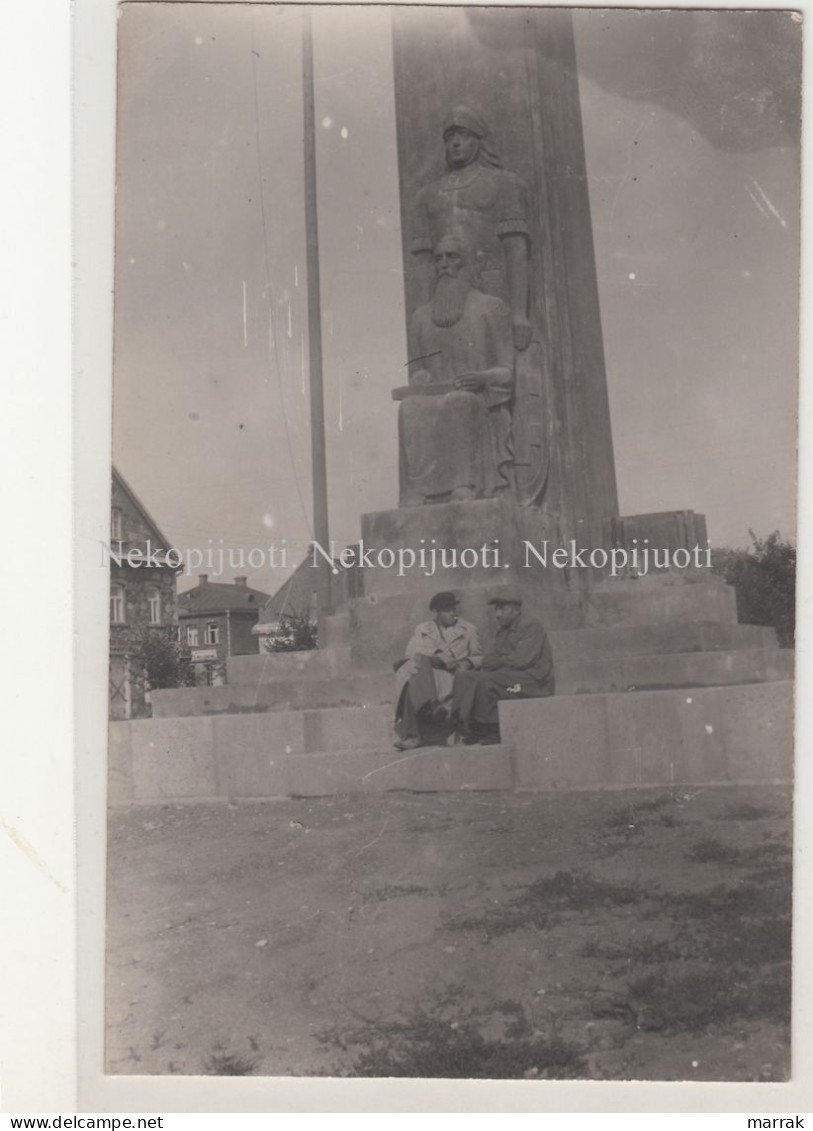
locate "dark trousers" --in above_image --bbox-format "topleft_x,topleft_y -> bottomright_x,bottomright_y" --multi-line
394,654 -> 452,743
453,668 -> 554,737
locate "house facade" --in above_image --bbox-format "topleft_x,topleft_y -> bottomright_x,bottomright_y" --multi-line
177,575 -> 270,685
109,468 -> 179,719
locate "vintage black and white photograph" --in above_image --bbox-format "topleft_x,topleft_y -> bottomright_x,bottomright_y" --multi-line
104,2 -> 800,1084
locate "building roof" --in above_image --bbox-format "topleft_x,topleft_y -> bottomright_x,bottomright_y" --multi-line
178,578 -> 270,616
259,557 -> 320,624
112,466 -> 174,549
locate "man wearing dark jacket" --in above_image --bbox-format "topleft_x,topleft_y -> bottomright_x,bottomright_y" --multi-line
452,588 -> 554,745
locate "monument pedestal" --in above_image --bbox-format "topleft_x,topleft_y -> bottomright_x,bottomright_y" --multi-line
349,496 -> 583,669
117,501 -> 793,805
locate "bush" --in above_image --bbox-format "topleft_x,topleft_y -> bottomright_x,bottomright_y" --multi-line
263,610 -> 318,653
711,531 -> 796,647
128,626 -> 196,692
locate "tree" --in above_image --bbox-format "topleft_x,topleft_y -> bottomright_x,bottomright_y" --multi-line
262,610 -> 319,653
711,531 -> 796,647
127,626 -> 196,693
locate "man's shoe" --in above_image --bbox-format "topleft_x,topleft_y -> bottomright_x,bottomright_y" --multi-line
393,737 -> 423,752
469,725 -> 501,746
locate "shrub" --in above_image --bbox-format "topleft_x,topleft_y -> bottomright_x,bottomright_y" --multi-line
711,531 -> 796,647
263,610 -> 318,653
128,626 -> 195,692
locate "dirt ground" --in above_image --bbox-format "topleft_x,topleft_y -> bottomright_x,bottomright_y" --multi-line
106,783 -> 791,1081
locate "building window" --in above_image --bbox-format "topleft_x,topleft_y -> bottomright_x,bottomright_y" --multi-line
171,625 -> 181,644
110,584 -> 126,624
205,622 -> 220,645
111,507 -> 123,541
147,587 -> 161,625
186,626 -> 199,647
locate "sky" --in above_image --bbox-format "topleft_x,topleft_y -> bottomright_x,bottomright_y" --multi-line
112,3 -> 801,597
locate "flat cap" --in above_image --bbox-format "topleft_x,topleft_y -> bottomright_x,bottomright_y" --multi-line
488,587 -> 523,607
429,591 -> 460,612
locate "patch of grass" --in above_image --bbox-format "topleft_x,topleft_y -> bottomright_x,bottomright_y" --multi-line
614,874 -> 793,1032
672,878 -> 791,925
719,801 -> 777,822
202,1046 -> 257,1076
581,936 -> 681,965
657,811 -> 686,828
626,963 -> 790,1033
363,883 -> 430,903
687,834 -> 791,870
686,836 -> 743,864
524,871 -> 648,911
450,871 -> 651,938
632,795 -> 676,813
323,1007 -> 586,1079
603,810 -> 643,832
603,796 -> 685,842
604,795 -> 674,827
674,873 -> 792,968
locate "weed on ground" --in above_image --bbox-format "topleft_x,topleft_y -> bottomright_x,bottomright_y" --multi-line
202,1044 -> 257,1076
450,870 -> 651,937
106,785 -> 792,1080
319,1002 -> 587,1079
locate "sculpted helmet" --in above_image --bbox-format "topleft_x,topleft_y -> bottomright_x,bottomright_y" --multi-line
442,106 -> 503,169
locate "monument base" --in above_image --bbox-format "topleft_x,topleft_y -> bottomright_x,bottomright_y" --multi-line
115,503 -> 793,803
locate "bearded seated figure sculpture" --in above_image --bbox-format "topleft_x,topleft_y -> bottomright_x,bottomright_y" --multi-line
394,235 -> 515,506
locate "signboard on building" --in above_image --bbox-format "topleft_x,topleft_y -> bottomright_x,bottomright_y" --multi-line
190,648 -> 218,662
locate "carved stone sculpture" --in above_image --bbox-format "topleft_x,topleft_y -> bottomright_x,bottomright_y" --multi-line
394,235 -> 514,505
404,106 -> 550,509
410,106 -> 533,352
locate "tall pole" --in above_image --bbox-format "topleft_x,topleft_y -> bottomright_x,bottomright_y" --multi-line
302,7 -> 332,618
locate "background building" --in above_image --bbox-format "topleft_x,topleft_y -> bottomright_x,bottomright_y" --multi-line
254,549 -> 363,644
178,575 -> 270,685
109,467 -> 179,719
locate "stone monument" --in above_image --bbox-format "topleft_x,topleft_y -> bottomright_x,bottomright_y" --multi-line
112,8 -> 792,804
393,7 -> 619,547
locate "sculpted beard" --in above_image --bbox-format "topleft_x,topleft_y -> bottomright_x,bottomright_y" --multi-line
431,271 -> 468,328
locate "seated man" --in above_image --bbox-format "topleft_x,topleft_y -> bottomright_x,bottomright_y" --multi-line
453,588 -> 554,745
396,234 -> 515,505
393,591 -> 483,751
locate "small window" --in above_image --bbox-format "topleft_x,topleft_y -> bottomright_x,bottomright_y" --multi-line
205,622 -> 220,646
111,507 -> 123,541
186,626 -> 199,647
110,584 -> 126,625
171,625 -> 181,644
147,587 -> 161,625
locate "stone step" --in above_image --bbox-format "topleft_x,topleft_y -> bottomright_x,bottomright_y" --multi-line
150,674 -> 394,718
226,647 -> 351,685
549,621 -> 777,661
245,621 -> 776,685
584,578 -> 738,627
500,680 -> 794,790
222,744 -> 514,798
557,647 -> 793,695
109,679 -> 793,803
109,716 -> 513,802
348,583 -> 740,672
120,702 -> 395,762
151,642 -> 791,717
